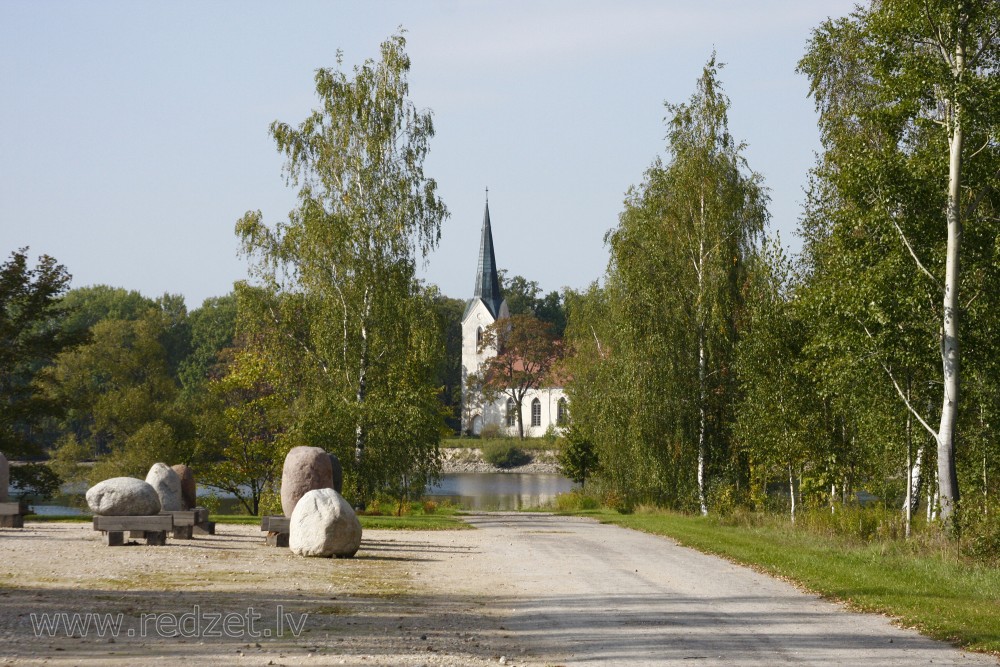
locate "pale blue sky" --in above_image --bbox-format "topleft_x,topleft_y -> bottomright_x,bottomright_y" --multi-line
1,1 -> 857,308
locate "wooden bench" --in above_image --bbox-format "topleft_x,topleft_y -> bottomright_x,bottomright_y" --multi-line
0,500 -> 29,528
93,514 -> 173,546
161,508 -> 214,538
260,515 -> 290,547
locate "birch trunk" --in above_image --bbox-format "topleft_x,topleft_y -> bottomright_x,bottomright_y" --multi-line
905,404 -> 912,539
788,464 -> 796,524
354,293 -> 371,507
696,219 -> 708,517
697,326 -> 707,516
905,445 -> 924,513
936,39 -> 965,525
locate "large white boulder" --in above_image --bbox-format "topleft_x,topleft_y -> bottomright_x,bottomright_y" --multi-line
288,488 -> 362,558
145,462 -> 183,511
281,446 -> 334,517
0,452 -> 8,502
86,477 -> 161,516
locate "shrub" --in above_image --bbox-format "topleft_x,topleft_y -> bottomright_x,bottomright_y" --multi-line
554,491 -> 601,512
482,440 -> 532,468
9,463 -> 62,501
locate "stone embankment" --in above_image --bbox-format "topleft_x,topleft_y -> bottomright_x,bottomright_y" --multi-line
440,448 -> 562,474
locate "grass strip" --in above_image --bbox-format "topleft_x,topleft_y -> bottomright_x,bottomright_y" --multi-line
441,436 -> 557,452
581,509 -> 1000,655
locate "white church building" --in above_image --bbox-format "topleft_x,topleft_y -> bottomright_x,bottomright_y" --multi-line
460,200 -> 568,437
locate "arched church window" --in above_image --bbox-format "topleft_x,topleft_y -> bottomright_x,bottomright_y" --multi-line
557,398 -> 569,426
505,398 -> 516,427
531,398 -> 541,427
476,327 -> 483,348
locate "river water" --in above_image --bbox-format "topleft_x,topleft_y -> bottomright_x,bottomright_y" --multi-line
425,472 -> 575,510
17,472 -> 576,515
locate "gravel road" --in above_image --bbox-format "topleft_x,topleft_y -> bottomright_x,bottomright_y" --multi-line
0,514 -> 996,666
421,512 -> 997,666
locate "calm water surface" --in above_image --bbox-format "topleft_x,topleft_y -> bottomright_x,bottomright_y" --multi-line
425,472 -> 575,510
17,473 -> 576,514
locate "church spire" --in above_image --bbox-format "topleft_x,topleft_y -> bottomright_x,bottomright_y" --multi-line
473,195 -> 504,319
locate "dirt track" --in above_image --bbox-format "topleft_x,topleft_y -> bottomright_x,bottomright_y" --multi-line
0,514 -> 996,666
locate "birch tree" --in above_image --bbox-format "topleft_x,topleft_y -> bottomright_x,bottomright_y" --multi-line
800,0 -> 1000,524
236,32 -> 447,507
571,57 -> 767,512
611,57 -> 767,514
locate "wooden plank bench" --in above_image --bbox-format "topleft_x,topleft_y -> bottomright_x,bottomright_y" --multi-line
0,500 -> 29,528
93,514 -> 173,546
260,515 -> 290,547
161,508 -> 214,538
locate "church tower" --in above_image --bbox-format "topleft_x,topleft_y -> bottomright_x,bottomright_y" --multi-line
461,197 -> 509,434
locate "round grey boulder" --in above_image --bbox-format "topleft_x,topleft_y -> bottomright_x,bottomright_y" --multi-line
145,462 -> 183,511
288,488 -> 362,558
86,477 -> 161,516
281,446 -> 333,517
171,464 -> 197,510
0,452 -> 8,502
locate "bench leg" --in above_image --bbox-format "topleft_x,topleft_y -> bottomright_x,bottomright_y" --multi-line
266,532 -> 288,547
193,521 -> 215,535
145,531 -> 167,546
172,525 -> 193,539
107,531 -> 125,546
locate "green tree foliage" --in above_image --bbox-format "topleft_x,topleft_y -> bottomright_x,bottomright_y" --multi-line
567,57 -> 767,512
235,32 -> 448,507
734,238 -> 819,518
427,289 -> 465,434
47,309 -> 196,480
0,249 -> 78,460
498,271 -> 567,338
178,293 -> 237,393
558,423 -> 598,488
798,0 -> 1000,524
59,285 -> 156,339
475,313 -> 562,440
200,343 -> 290,515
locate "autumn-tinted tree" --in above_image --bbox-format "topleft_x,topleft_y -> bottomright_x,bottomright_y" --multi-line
476,313 -> 561,440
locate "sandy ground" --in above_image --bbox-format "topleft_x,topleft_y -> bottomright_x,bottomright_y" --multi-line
0,514 -> 996,666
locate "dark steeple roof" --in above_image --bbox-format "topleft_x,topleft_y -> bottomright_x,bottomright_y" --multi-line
466,198 -> 504,320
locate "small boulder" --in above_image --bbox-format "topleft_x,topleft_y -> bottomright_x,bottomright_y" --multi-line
145,463 -> 183,511
0,452 -> 8,502
281,446 -> 333,517
171,464 -> 197,510
288,488 -> 362,558
86,477 -> 161,516
329,454 -> 343,494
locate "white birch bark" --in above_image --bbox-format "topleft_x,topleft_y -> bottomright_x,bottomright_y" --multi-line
788,464 -> 796,524
936,38 -> 965,525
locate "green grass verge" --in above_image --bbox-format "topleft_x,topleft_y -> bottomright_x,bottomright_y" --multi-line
359,514 -> 471,530
579,508 -> 1000,655
441,436 -> 558,452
